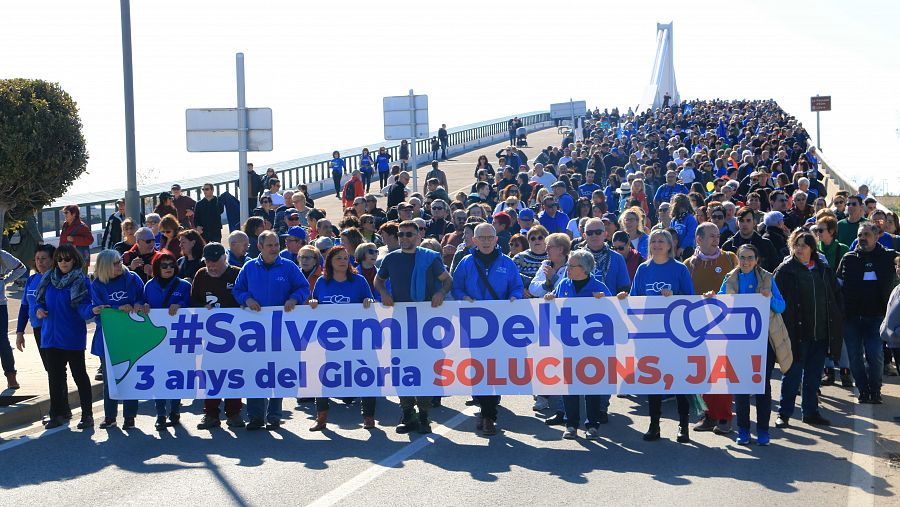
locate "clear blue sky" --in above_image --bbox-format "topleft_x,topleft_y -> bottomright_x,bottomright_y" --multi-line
2,0 -> 898,196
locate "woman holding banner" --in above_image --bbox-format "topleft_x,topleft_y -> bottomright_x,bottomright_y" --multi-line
544,249 -> 614,440
712,244 -> 785,446
307,246 -> 377,431
90,250 -> 145,429
143,252 -> 192,431
623,229 -> 694,443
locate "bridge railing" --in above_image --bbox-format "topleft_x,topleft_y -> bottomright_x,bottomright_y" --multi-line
39,111 -> 551,239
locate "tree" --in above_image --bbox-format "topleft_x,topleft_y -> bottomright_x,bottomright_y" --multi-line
0,79 -> 88,234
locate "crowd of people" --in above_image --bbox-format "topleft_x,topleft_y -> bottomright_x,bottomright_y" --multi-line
2,99 -> 899,447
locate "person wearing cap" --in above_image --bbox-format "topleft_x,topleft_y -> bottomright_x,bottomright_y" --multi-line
100,198 -> 126,250
279,226 -> 307,264
375,221 -> 452,434
190,243 -> 245,429
170,184 -> 196,229
517,208 -> 536,234
193,183 -> 224,243
538,196 -> 569,235
122,227 -> 161,282
342,170 -> 365,209
551,181 -> 575,216
451,223 -> 523,436
233,230 -> 310,430
762,211 -> 790,258
153,192 -> 177,220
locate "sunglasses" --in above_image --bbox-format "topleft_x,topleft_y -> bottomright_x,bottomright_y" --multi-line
159,262 -> 176,269
431,206 -> 445,211
711,214 -> 725,220
366,248 -> 378,256
58,257 -> 74,263
260,199 -> 271,204
398,231 -> 417,238
847,202 -> 859,207
584,229 -> 604,237
528,235 -> 545,242
613,245 -> 627,251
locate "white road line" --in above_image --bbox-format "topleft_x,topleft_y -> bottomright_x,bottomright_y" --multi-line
846,401 -> 876,506
306,406 -> 476,507
0,399 -> 104,453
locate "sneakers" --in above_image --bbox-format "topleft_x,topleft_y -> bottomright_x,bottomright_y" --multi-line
562,426 -> 577,439
586,427 -> 600,440
417,420 -> 432,434
363,416 -> 376,429
532,396 -> 550,411
226,415 -> 246,428
802,413 -> 831,426
642,425 -> 661,442
464,398 -> 479,406
246,418 -> 265,431
736,428 -> 751,446
155,416 -> 168,431
168,413 -> 181,427
197,415 -> 221,430
99,418 -> 117,429
775,415 -> 790,428
693,416 -> 716,432
395,420 -> 419,434
94,369 -> 103,381
713,419 -> 733,435
757,431 -> 771,446
544,413 -> 565,426
676,425 -> 690,443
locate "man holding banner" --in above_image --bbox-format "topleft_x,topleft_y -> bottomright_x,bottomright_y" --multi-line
232,231 -> 310,430
451,223 -> 524,436
375,221 -> 453,434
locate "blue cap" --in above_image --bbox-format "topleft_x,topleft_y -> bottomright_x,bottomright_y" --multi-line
518,208 -> 535,221
281,226 -> 307,240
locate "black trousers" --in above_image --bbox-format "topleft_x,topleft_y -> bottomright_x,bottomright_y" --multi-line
379,172 -> 389,188
476,395 -> 500,421
45,348 -> 92,418
34,327 -> 48,371
332,174 -> 342,196
315,397 -> 377,417
647,394 -> 689,427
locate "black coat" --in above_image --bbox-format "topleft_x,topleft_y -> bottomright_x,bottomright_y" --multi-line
836,243 -> 898,318
774,257 -> 844,361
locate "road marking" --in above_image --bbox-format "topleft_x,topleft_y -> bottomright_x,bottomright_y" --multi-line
306,406 -> 476,507
0,399 -> 105,453
846,401 -> 875,506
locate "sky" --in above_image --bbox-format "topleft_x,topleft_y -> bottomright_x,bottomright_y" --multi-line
2,0 -> 899,198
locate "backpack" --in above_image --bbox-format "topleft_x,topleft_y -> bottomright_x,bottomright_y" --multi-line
343,180 -> 357,200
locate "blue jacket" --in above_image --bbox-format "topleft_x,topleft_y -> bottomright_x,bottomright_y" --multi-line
17,273 -> 43,332
359,154 -> 374,175
671,213 -> 698,250
232,254 -> 310,307
144,277 -> 191,309
553,276 -> 612,298
451,248 -> 524,301
36,273 -> 95,351
539,210 -> 570,234
90,270 -> 146,357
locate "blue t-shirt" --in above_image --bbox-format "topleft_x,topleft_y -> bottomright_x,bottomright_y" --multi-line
312,274 -> 374,304
539,210 -> 570,234
578,183 -> 601,198
376,250 -> 446,303
375,153 -> 392,172
630,258 -> 695,296
653,183 -> 688,204
331,157 -> 346,175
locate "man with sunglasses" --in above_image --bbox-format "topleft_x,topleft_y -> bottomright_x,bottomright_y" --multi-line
837,195 -> 868,247
577,218 -> 631,294
122,227 -> 160,282
424,199 -> 454,240
193,183 -> 224,243
538,197 -> 569,234
374,221 -> 452,434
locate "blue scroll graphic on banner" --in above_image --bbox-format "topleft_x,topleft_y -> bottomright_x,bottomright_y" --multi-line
627,298 -> 763,349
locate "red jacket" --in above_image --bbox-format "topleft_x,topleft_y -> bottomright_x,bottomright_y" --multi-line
342,177 -> 365,209
60,220 -> 94,248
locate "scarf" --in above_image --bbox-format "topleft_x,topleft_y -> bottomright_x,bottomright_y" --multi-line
36,268 -> 89,308
694,249 -> 721,262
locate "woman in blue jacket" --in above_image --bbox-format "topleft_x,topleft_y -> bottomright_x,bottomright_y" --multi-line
624,229 -> 695,443
91,249 -> 146,429
375,146 -> 393,189
712,244 -> 785,446
670,193 -> 698,260
15,244 -> 56,373
35,244 -> 96,429
359,148 -> 374,193
330,150 -> 346,199
307,246 -> 376,431
143,252 -> 191,431
544,249 -> 614,440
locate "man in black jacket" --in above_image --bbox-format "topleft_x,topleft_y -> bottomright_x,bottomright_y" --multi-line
836,222 -> 899,404
193,183 -> 224,243
723,207 -> 781,272
386,171 -> 409,209
101,199 -> 126,250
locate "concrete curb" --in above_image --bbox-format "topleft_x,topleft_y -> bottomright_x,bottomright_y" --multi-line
0,381 -> 104,432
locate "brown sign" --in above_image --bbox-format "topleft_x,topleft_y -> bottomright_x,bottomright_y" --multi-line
811,96 -> 831,112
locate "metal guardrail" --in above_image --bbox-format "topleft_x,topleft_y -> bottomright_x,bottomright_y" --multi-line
39,111 -> 551,237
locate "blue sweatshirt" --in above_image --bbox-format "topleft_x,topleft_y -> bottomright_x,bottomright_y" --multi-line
36,273 -> 95,350
671,213 -> 698,250
553,276 -> 612,298
90,270 -> 146,357
359,154 -> 374,175
232,255 -> 310,307
718,270 -> 786,314
375,153 -> 392,173
451,248 -> 524,301
630,259 -> 695,296
17,272 -> 44,332
331,157 -> 346,176
539,210 -> 570,234
312,274 -> 373,304
144,277 -> 191,309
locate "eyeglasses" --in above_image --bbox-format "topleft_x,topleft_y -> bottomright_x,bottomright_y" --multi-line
613,245 -> 627,251
260,199 -> 271,204
159,262 -> 176,269
366,248 -> 378,256
58,257 -> 73,263
834,201 -> 846,205
528,235 -> 545,242
584,229 -> 604,237
431,206 -> 445,211
711,214 -> 725,220
398,231 -> 417,238
847,202 -> 859,207
300,255 -> 318,261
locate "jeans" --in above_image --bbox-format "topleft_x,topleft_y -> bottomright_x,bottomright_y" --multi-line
203,398 -> 243,418
332,173 -> 342,197
825,341 -> 850,369
547,394 -> 565,415
45,348 -> 92,418
563,394 -> 610,429
0,305 -> 15,374
246,398 -> 282,422
431,150 -> 439,161
844,316 -> 884,395
648,394 -> 689,426
779,339 -> 827,419
102,363 -> 138,420
475,395 -> 500,421
440,139 -> 448,159
735,344 -> 775,431
154,399 -> 181,418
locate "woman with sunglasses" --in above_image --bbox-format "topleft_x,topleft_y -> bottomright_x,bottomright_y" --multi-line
358,214 -> 383,246
90,249 -> 145,429
35,244 -> 96,429
307,246 -> 377,430
513,225 -> 550,289
143,252 -> 191,431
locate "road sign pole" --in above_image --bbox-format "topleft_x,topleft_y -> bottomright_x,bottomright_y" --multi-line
237,53 -> 249,224
570,98 -> 575,134
119,0 -> 140,223
409,89 -> 418,193
816,110 -> 821,150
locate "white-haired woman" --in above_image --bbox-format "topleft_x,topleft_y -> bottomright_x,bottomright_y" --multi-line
90,249 -> 146,429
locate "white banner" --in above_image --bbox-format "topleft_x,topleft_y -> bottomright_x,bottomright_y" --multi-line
101,295 -> 770,400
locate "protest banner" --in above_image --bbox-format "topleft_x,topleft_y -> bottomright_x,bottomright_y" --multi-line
100,295 -> 769,400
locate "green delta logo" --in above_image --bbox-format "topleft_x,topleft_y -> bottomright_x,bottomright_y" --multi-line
100,309 -> 167,384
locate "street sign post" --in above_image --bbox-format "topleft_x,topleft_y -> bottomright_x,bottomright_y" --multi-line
811,95 -> 831,150
185,53 -> 272,223
384,90 -> 429,191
